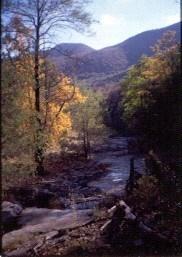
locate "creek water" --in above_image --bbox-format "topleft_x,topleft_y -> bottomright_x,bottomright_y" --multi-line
88,137 -> 145,195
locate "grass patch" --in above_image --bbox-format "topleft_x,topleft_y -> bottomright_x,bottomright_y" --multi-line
2,154 -> 37,202
3,235 -> 28,252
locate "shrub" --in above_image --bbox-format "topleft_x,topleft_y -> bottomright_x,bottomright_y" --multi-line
132,175 -> 159,204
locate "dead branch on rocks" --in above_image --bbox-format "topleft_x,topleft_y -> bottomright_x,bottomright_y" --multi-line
101,200 -> 168,243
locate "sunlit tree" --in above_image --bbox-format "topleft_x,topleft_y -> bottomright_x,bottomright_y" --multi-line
2,0 -> 95,174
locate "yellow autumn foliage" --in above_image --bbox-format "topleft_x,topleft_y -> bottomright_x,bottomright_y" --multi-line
14,56 -> 86,150
142,57 -> 170,82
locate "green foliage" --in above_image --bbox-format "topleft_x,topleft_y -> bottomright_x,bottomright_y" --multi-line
100,85 -> 125,133
2,0 -> 96,175
70,85 -> 108,158
121,31 -> 181,149
2,60 -> 34,158
129,172 -> 182,250
132,176 -> 159,203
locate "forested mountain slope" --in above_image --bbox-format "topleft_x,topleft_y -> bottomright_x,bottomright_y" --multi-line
48,22 -> 181,87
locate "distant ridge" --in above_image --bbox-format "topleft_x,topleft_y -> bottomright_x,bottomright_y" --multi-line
48,43 -> 94,57
48,22 -> 181,87
114,22 -> 181,67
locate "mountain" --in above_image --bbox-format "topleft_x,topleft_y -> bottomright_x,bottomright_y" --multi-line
48,43 -> 94,57
114,22 -> 181,67
48,22 -> 181,87
46,43 -> 94,77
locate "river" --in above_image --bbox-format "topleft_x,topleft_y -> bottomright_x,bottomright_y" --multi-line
88,136 -> 145,195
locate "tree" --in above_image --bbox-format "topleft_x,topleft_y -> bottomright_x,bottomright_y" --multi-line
2,0 -> 95,175
2,15 -> 35,159
70,86 -> 107,159
99,84 -> 125,133
121,31 -> 181,150
2,54 -> 85,176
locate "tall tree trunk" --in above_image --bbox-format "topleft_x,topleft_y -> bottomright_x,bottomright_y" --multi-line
83,130 -> 88,159
83,125 -> 90,159
86,130 -> 90,157
34,12 -> 45,176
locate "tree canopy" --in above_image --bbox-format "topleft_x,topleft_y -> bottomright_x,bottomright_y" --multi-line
121,31 -> 181,150
2,0 -> 95,175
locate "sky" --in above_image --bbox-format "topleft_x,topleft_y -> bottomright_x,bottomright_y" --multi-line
56,0 -> 181,50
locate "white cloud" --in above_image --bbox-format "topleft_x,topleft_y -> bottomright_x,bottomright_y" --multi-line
100,15 -> 124,26
163,14 -> 181,25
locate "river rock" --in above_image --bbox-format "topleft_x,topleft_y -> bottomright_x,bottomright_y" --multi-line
45,230 -> 59,240
76,200 -> 100,210
62,168 -> 75,173
2,202 -> 23,223
7,187 -> 35,207
4,246 -> 32,257
35,188 -> 55,208
17,207 -> 71,227
3,207 -> 94,256
58,197 -> 68,208
80,186 -> 102,197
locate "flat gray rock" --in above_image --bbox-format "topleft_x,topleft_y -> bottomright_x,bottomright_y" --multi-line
3,207 -> 94,254
5,246 -> 32,257
18,207 -> 72,227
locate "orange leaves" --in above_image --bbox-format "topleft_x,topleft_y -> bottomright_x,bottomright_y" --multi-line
56,76 -> 86,104
44,76 -> 85,149
5,36 -> 85,151
15,57 -> 86,150
47,105 -> 72,149
141,57 -> 169,82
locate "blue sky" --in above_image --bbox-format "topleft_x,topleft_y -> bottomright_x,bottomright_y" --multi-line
56,0 -> 181,50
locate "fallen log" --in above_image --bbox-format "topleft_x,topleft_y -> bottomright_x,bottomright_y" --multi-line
101,200 -> 168,243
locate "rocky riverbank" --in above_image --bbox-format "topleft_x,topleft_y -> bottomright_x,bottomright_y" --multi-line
2,137 -> 181,256
2,154 -> 116,256
2,137 -> 133,256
